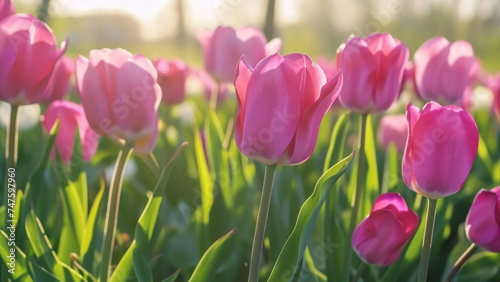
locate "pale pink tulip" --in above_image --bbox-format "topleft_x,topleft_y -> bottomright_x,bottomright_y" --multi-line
377,115 -> 407,153
0,0 -> 14,21
153,58 -> 190,105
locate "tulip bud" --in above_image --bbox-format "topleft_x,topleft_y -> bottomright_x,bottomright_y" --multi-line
0,14 -> 68,105
402,102 -> 479,199
377,115 -> 407,153
413,37 -> 478,106
41,100 -> 99,164
352,193 -> 419,266
76,48 -> 161,155
337,33 -> 409,113
234,53 -> 342,166
0,0 -> 14,21
49,56 -> 75,101
153,58 -> 190,105
198,26 -> 281,83
465,187 -> 500,252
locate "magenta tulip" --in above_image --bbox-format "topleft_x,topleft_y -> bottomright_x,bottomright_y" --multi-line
337,33 -> 409,113
76,48 -> 161,155
198,26 -> 281,83
316,57 -> 338,81
234,53 -> 342,166
413,37 -> 478,105
402,102 -> 479,199
0,0 -> 14,21
352,193 -> 419,266
49,56 -> 74,101
486,74 -> 500,120
41,100 -> 99,163
153,58 -> 190,105
0,14 -> 68,105
377,115 -> 407,153
466,187 -> 500,252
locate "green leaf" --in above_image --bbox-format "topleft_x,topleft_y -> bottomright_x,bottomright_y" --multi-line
323,113 -> 349,173
161,269 -> 181,282
188,228 -> 236,282
32,263 -> 62,282
268,152 -> 355,282
52,151 -> 86,264
80,177 -> 106,272
24,209 -> 84,281
457,251 -> 500,281
110,143 -> 188,282
381,143 -> 399,194
298,247 -> 326,282
0,230 -> 32,281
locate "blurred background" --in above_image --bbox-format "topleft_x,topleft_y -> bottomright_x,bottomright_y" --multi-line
12,0 -> 500,72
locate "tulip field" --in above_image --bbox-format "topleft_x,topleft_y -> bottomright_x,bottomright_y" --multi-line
1,0 -> 500,281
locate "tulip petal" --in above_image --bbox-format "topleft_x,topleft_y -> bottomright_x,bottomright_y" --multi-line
238,54 -> 301,164
281,72 -> 342,165
372,192 -> 408,212
234,58 -> 253,149
76,55 -> 114,136
265,38 -> 282,56
466,189 -> 500,252
114,55 -> 161,140
353,209 -> 407,266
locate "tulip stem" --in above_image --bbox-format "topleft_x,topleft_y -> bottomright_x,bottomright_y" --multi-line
209,80 -> 220,112
418,198 -> 438,282
352,262 -> 368,282
4,105 -> 19,230
99,142 -> 134,282
248,164 -> 277,282
444,243 -> 478,282
341,113 -> 368,282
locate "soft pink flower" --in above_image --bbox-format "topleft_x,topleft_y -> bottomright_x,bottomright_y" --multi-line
316,57 -> 338,81
337,33 -> 409,113
0,0 -> 14,21
198,26 -> 281,83
41,100 -> 99,163
0,14 -> 68,105
49,56 -> 74,101
402,102 -> 479,199
76,48 -> 161,155
377,115 -> 407,153
466,187 -> 500,252
153,58 -> 190,105
234,53 -> 342,166
485,74 -> 500,120
413,37 -> 478,106
353,193 -> 419,266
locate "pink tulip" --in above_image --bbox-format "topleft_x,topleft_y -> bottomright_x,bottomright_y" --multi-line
0,0 -> 14,21
153,58 -> 190,105
485,74 -> 500,120
466,187 -> 500,252
402,102 -> 479,199
193,69 -> 228,104
49,56 -> 74,101
198,26 -> 281,83
316,57 -> 338,81
377,115 -> 407,153
337,33 -> 409,113
352,193 -> 419,266
413,37 -> 478,106
234,53 -> 342,166
0,14 -> 68,105
41,100 -> 99,163
76,48 -> 161,155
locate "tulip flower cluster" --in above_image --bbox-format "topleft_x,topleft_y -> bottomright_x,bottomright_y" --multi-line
2,1 -> 500,281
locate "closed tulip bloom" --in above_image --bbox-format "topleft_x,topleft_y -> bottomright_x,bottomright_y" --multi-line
41,100 -> 99,163
234,53 -> 342,166
377,115 -> 407,153
0,0 -> 14,21
153,58 -> 190,105
413,37 -> 478,105
76,48 -> 161,155
402,102 -> 479,199
466,187 -> 500,252
0,14 -> 68,105
198,26 -> 281,83
49,56 -> 74,101
352,193 -> 419,266
337,33 -> 409,113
